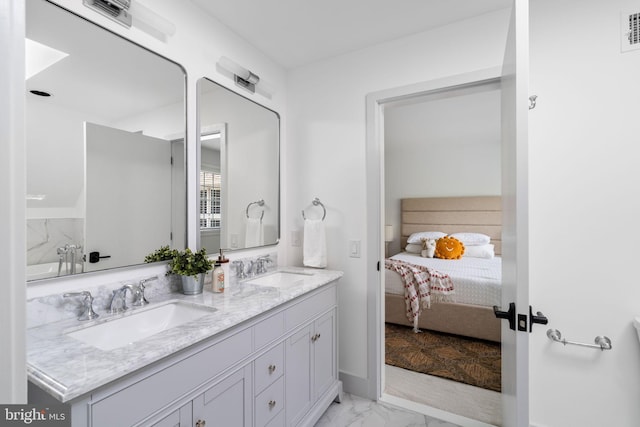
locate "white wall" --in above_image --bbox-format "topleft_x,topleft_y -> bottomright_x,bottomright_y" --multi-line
529,0 -> 640,426
285,9 -> 510,388
384,85 -> 502,255
0,0 -> 27,403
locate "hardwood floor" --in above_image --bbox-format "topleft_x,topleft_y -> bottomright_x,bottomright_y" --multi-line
384,365 -> 502,426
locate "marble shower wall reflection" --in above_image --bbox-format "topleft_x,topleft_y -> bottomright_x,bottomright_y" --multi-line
27,218 -> 84,266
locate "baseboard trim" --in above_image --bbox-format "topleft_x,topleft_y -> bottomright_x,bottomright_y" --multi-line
339,371 -> 374,399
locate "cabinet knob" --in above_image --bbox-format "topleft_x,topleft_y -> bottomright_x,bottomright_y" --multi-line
268,400 -> 277,409
311,333 -> 321,342
268,364 -> 276,374
195,420 -> 206,427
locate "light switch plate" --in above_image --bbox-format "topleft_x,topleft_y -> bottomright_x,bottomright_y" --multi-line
349,240 -> 361,258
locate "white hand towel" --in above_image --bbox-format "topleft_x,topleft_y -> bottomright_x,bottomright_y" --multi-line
303,219 -> 327,268
245,218 -> 264,247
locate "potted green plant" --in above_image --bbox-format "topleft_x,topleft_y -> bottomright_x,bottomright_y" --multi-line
144,245 -> 178,263
168,248 -> 214,295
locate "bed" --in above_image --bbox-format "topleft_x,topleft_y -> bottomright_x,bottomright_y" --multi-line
385,196 -> 502,342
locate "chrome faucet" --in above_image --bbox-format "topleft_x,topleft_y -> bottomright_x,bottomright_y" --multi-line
245,260 -> 256,278
232,260 -> 245,279
63,291 -> 99,321
109,284 -> 134,313
132,277 -> 156,306
255,255 -> 273,275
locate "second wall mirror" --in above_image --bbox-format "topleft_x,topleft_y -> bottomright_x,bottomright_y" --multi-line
197,78 -> 280,253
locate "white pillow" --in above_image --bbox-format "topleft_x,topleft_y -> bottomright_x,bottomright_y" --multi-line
405,243 -> 423,254
449,232 -> 491,246
463,244 -> 495,259
406,231 -> 446,244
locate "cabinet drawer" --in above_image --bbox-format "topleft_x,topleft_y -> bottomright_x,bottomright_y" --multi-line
90,328 -> 252,427
254,376 -> 284,427
254,311 -> 284,349
254,343 -> 284,394
264,407 -> 284,427
285,285 -> 336,331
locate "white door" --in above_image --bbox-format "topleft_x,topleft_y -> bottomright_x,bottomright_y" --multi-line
499,1 -> 531,426
85,122 -> 172,271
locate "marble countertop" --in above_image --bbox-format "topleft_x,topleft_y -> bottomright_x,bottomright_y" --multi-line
27,267 -> 343,403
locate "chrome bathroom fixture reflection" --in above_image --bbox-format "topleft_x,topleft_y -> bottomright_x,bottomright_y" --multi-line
301,197 -> 326,221
546,328 -> 612,351
83,0 -> 176,37
56,244 -> 84,277
246,199 -> 265,221
83,0 -> 132,27
63,291 -> 99,321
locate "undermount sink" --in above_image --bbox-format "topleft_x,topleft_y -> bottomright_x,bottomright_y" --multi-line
66,301 -> 217,351
246,271 -> 313,289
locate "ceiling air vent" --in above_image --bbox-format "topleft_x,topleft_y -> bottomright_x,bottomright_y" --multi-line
621,11 -> 640,52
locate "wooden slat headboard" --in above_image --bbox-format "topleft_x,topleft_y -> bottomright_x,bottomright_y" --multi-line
401,196 -> 502,255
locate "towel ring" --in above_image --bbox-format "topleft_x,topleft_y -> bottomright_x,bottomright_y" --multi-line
301,197 -> 326,221
246,199 -> 265,220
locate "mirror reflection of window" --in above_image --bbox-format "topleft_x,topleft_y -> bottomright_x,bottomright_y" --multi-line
200,170 -> 221,229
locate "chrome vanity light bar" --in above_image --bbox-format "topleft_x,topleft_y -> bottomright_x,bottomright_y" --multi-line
83,0 -> 132,27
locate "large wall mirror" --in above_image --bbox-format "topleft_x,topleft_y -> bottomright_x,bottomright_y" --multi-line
197,78 -> 280,253
26,0 -> 186,281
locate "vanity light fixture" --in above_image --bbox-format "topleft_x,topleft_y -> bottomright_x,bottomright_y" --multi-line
83,0 -> 176,38
217,56 -> 274,97
218,56 -> 260,93
83,0 -> 132,27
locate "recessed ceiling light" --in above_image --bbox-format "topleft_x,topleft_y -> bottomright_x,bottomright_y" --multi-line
29,90 -> 52,97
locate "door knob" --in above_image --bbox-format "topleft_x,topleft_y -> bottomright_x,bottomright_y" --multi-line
493,302 -> 516,330
89,251 -> 111,263
529,306 -> 548,332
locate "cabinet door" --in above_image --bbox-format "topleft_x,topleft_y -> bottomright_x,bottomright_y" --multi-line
313,310 -> 336,398
285,326 -> 313,426
151,402 -> 191,427
193,366 -> 251,427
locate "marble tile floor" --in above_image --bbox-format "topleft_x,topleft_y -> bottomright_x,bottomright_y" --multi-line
314,392 -> 462,427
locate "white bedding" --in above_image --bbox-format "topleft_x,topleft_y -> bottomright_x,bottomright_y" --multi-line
385,252 -> 501,307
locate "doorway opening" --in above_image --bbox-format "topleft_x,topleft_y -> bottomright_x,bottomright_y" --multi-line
365,69 -> 505,427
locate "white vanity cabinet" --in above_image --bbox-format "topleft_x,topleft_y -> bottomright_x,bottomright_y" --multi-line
285,310 -> 336,426
28,280 -> 341,427
284,284 -> 339,426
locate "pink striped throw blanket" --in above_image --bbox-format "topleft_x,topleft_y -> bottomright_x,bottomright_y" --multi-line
385,258 -> 455,333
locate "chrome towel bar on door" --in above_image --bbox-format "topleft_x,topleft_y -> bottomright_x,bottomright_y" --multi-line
301,197 -> 326,221
546,329 -> 612,351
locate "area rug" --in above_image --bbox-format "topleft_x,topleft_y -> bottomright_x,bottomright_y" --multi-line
385,323 -> 501,392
